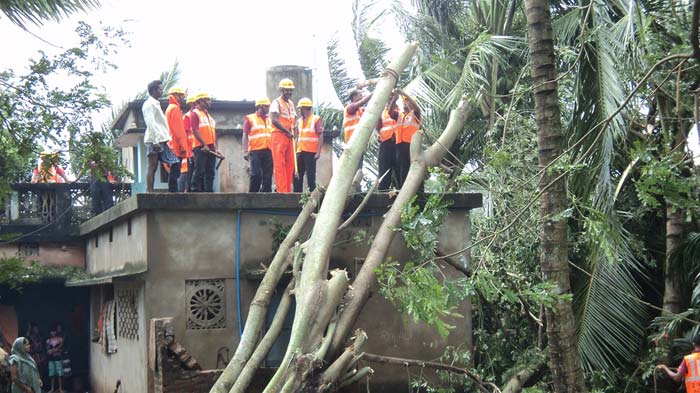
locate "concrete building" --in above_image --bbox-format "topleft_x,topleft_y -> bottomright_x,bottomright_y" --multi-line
0,66 -> 483,392
71,192 -> 480,393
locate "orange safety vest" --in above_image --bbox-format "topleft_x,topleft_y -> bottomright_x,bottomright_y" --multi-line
272,97 -> 296,134
343,105 -> 363,143
685,353 -> 700,393
246,113 -> 272,151
379,109 -> 397,142
193,108 -> 216,147
183,111 -> 195,157
297,115 -> 321,153
396,110 -> 421,144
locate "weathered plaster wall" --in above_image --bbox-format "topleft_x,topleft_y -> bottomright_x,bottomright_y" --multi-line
144,210 -> 238,370
85,214 -> 147,276
0,243 -> 84,267
89,282 -> 148,393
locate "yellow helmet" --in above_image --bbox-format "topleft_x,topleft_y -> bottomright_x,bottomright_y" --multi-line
255,98 -> 271,106
278,78 -> 295,89
194,92 -> 211,101
39,150 -> 56,157
167,87 -> 186,95
298,97 -> 313,108
186,95 -> 196,104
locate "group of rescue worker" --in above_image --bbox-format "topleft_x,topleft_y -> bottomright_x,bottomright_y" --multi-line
141,77 -> 422,193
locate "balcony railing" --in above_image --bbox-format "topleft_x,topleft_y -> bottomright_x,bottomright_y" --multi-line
1,183 -> 131,242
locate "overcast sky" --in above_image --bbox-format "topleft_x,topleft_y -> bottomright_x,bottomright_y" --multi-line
1,0 -> 408,111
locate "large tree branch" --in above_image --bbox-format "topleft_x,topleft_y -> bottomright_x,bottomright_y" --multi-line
361,353 -> 499,393
327,98 -> 473,360
209,189 -> 321,393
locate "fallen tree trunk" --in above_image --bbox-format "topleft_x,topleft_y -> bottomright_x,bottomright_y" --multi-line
328,97 -> 474,360
501,360 -> 546,393
209,189 -> 322,393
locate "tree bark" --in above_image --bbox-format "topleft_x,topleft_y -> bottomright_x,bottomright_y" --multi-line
524,1 -> 587,392
328,98 -> 474,360
260,43 -> 419,393
209,190 -> 321,393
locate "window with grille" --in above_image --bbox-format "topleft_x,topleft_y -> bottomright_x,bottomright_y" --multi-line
116,286 -> 139,340
186,279 -> 226,330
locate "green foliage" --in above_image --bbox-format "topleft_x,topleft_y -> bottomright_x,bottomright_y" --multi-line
0,257 -> 88,290
0,0 -> 100,28
399,193 -> 452,260
376,258 -> 468,337
633,140 -> 699,211
0,21 -> 129,193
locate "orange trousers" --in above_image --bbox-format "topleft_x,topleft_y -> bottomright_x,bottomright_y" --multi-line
271,131 -> 295,193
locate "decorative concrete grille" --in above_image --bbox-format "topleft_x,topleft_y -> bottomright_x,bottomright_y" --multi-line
116,287 -> 139,340
186,279 -> 226,330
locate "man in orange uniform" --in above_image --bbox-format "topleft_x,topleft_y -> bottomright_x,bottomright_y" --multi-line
165,87 -> 188,192
375,92 -> 399,190
190,92 -> 218,192
243,98 -> 273,192
178,95 -> 197,192
395,91 -> 422,187
343,89 -> 372,144
270,79 -> 297,193
293,98 -> 324,192
658,334 -> 700,392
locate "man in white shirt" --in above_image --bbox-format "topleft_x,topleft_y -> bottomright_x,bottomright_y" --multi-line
142,80 -> 179,192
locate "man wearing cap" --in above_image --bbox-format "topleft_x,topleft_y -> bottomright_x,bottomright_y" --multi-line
190,92 -> 219,192
343,89 -> 372,144
165,87 -> 188,192
142,80 -> 180,193
243,98 -> 273,192
293,98 -> 324,192
270,79 -> 297,193
395,90 -> 422,187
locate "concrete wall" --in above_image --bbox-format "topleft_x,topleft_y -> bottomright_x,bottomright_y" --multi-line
143,210 -> 238,370
89,281 -> 148,393
79,194 -> 481,392
0,243 -> 84,267
85,214 -> 147,276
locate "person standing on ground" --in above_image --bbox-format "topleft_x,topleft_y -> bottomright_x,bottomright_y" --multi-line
142,80 -> 179,192
657,334 -> 700,392
190,92 -> 219,192
270,79 -> 297,193
243,98 -> 273,192
375,92 -> 399,190
293,98 -> 324,192
24,324 -> 45,386
165,87 -> 189,192
9,337 -> 41,393
45,329 -> 63,393
395,91 -> 422,187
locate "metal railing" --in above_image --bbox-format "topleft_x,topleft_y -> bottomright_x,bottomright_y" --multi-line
1,183 -> 131,242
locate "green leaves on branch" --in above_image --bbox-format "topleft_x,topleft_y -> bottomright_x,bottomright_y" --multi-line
632,141 -> 699,211
0,257 -> 88,290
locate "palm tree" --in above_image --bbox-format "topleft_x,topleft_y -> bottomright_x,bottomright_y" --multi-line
524,0 -> 587,390
0,0 -> 100,28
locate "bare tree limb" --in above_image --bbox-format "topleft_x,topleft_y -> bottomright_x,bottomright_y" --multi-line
501,360 -> 545,393
361,353 -> 499,393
